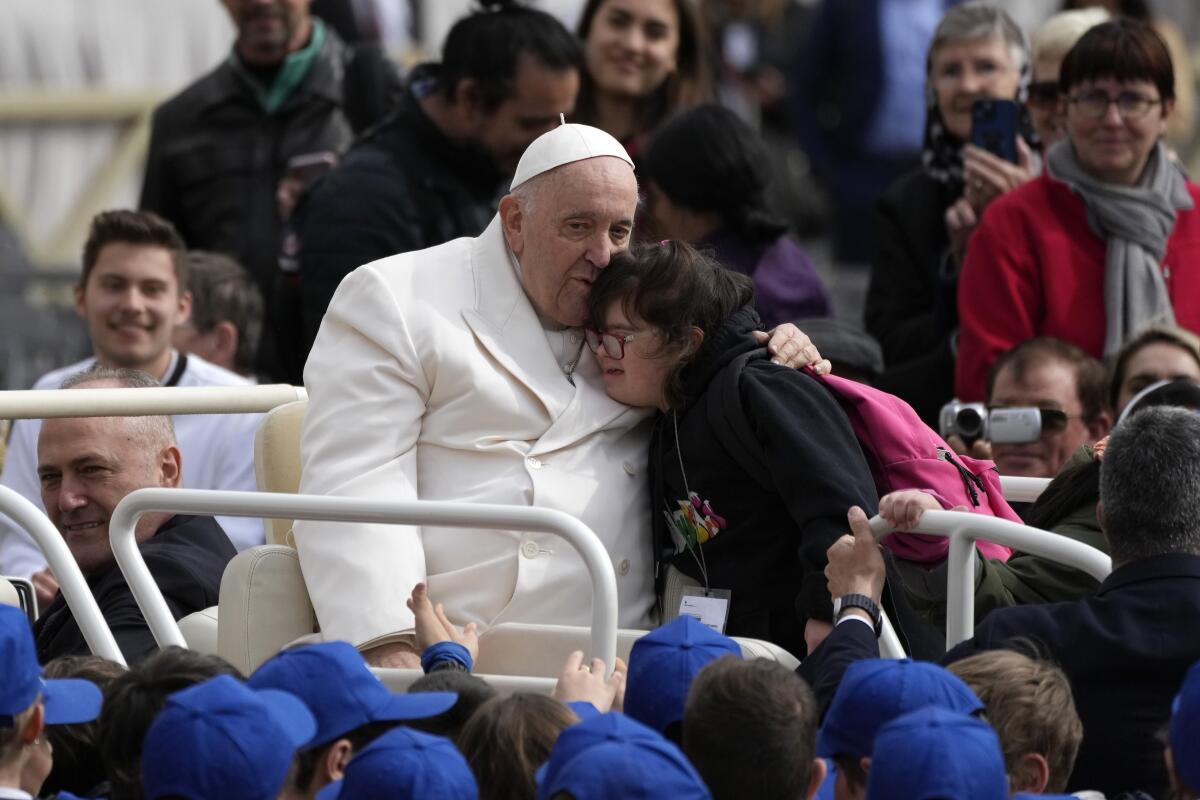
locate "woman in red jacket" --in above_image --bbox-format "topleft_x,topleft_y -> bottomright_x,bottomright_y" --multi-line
955,18 -> 1200,402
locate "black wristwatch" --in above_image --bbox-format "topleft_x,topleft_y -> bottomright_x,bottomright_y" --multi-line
834,593 -> 882,638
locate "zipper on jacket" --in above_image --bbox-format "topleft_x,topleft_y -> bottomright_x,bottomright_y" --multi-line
937,447 -> 983,506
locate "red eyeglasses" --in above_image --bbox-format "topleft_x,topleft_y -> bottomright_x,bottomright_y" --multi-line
584,328 -> 646,360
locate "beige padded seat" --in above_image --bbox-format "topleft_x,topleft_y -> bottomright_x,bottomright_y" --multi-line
0,577 -> 20,609
254,400 -> 308,545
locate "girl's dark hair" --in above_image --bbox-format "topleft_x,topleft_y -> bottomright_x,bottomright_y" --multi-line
1058,18 -> 1174,102
641,104 -> 788,244
1107,326 -> 1200,411
575,0 -> 713,138
437,0 -> 583,112
1061,0 -> 1150,21
1024,457 -> 1101,531
587,240 -> 754,409
41,655 -> 128,797
457,694 -> 578,800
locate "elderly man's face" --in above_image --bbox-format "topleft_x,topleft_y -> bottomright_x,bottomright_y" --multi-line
502,157 -> 638,327
37,416 -> 180,575
221,0 -> 312,66
989,358 -> 1101,478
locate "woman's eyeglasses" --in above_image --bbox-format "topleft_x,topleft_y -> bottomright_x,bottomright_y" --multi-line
1026,81 -> 1060,108
1069,89 -> 1161,120
585,328 -> 644,360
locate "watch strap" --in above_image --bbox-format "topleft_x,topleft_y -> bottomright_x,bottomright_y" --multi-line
836,593 -> 882,637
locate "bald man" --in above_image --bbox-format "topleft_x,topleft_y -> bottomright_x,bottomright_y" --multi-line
298,123 -> 827,667
32,368 -> 235,663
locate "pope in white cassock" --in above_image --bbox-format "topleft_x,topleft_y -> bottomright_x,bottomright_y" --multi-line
296,122 -> 821,667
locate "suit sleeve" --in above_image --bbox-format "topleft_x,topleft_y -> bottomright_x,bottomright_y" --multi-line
865,193 -> 944,364
139,109 -> 178,225
293,263 -> 432,648
954,201 -> 1043,401
798,617 -> 881,717
298,163 -> 429,353
741,368 -> 880,622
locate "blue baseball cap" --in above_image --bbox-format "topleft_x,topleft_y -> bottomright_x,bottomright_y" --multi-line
535,712 -> 711,800
0,605 -> 101,725
141,674 -> 317,800
248,641 -> 458,747
817,659 -> 983,758
1170,659 -> 1200,791
315,725 -> 477,800
625,616 -> 741,734
865,707 -> 1008,800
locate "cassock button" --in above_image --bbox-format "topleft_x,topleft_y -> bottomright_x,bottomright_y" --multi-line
521,541 -> 540,559
622,462 -> 636,476
618,559 -> 631,576
526,456 -> 543,470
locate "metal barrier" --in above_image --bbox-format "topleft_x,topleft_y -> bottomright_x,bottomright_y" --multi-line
109,488 -> 620,672
869,510 -> 1111,650
999,476 -> 1052,503
0,384 -> 307,419
0,487 -> 125,664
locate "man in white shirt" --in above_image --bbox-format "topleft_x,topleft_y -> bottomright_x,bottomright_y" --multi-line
297,123 -> 825,667
0,210 -> 262,606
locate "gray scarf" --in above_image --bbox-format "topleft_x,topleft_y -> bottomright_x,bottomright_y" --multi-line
1046,139 -> 1191,357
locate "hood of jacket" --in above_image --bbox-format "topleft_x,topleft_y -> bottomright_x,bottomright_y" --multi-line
679,305 -> 765,405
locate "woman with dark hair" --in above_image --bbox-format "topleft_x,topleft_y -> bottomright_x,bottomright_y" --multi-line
1061,0 -> 1194,147
574,0 -> 712,158
865,3 -> 1036,425
583,240 -> 879,657
640,103 -> 830,328
956,19 -> 1200,403
458,694 -> 579,800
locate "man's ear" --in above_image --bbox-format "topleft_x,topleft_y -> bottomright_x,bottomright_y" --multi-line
1009,752 -> 1050,794
1088,410 -> 1112,442
453,78 -> 482,119
159,445 -> 183,488
687,327 -> 705,356
176,289 -> 194,328
499,194 -> 525,257
21,702 -> 44,745
804,758 -> 828,800
325,739 -> 355,782
73,283 -> 87,320
212,321 -> 240,367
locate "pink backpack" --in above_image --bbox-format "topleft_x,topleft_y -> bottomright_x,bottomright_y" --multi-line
707,352 -> 1015,564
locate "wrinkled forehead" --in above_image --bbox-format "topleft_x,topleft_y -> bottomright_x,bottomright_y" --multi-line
38,415 -> 135,461
538,156 -> 639,215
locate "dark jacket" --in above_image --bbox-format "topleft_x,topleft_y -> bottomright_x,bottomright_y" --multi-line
34,515 -> 236,664
866,169 -> 959,425
287,68 -> 502,381
704,230 -> 830,329
805,553 -> 1200,798
140,23 -> 400,379
649,307 -> 879,656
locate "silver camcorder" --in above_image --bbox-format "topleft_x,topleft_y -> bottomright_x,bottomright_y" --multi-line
938,401 -> 1044,445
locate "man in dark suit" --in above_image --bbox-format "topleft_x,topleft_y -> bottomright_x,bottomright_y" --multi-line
809,405 -> 1200,798
32,367 -> 235,663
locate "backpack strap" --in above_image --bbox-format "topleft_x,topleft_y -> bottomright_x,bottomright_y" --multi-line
705,349 -> 773,488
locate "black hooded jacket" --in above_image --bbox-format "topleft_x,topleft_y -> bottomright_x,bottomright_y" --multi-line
649,307 -> 879,656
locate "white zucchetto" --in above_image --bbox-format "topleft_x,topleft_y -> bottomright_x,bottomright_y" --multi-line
509,117 -> 634,191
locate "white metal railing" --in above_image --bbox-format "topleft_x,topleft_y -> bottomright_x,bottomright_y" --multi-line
870,510 -> 1111,650
0,384 -> 306,419
0,487 -> 126,664
999,476 -> 1052,503
109,489 -> 620,673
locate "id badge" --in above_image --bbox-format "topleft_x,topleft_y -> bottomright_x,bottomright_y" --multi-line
679,587 -> 732,634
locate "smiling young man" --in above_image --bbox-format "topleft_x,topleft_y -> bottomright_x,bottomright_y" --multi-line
0,210 -> 261,607
31,369 -> 235,663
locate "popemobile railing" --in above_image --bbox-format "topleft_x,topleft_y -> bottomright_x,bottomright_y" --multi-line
0,384 -> 307,419
0,486 -> 126,664
998,476 -> 1052,504
108,488 -> 623,674
869,509 -> 1112,650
